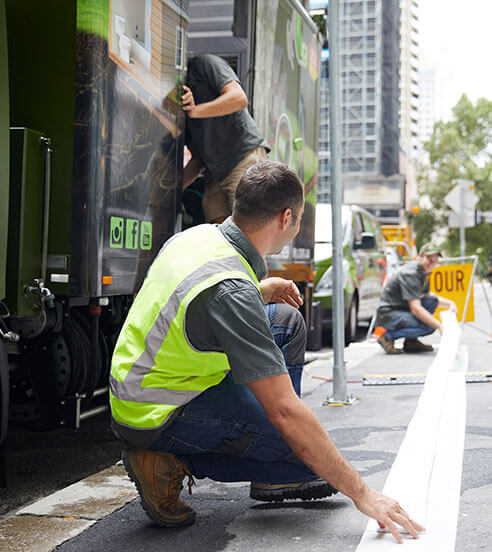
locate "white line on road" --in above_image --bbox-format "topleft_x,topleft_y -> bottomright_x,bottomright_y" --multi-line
356,311 -> 467,550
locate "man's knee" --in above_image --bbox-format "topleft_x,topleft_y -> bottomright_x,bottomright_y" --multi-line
271,304 -> 307,366
421,295 -> 438,314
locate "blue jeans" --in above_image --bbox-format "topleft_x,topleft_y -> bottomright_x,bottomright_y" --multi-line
384,295 -> 438,341
148,303 -> 317,484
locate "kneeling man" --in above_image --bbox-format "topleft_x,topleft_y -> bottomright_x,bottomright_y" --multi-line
376,243 -> 457,354
110,161 -> 423,543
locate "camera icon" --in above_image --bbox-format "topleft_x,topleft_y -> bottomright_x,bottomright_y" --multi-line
110,217 -> 124,248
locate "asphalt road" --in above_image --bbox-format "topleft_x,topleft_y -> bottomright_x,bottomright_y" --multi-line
2,283 -> 492,551
0,413 -> 121,518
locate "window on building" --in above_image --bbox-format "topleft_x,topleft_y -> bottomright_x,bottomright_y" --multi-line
176,26 -> 184,69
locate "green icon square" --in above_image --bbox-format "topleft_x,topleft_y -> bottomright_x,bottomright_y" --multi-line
140,221 -> 153,250
109,217 -> 124,248
125,219 -> 140,249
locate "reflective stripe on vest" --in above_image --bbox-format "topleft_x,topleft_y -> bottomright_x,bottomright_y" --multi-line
110,225 -> 260,430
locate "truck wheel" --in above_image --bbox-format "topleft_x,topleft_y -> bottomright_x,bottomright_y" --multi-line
0,340 -> 9,487
345,298 -> 358,346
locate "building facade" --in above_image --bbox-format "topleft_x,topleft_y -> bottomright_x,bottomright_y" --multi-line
313,0 -> 417,221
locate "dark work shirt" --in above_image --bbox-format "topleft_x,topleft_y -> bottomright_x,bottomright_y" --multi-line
377,261 -> 430,323
185,217 -> 287,384
186,54 -> 268,181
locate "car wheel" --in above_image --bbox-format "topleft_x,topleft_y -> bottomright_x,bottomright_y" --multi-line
306,302 -> 323,351
345,298 -> 358,345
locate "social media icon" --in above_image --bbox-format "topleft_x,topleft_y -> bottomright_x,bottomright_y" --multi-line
110,217 -> 124,248
126,219 -> 139,249
140,221 -> 152,250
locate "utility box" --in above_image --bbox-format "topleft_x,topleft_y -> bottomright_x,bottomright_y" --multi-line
6,128 -> 47,317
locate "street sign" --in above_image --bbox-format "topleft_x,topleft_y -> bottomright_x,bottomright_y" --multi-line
448,210 -> 475,228
476,209 -> 492,224
444,180 -> 478,214
428,263 -> 474,322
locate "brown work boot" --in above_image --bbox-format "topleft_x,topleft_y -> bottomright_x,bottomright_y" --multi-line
122,448 -> 196,527
377,333 -> 403,354
403,338 -> 433,352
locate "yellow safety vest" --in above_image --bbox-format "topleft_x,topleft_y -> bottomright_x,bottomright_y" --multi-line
110,224 -> 260,433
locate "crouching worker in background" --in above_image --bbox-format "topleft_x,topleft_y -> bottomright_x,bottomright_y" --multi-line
375,242 -> 458,354
110,161 -> 423,544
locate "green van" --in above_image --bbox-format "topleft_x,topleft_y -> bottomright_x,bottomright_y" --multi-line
313,204 -> 387,344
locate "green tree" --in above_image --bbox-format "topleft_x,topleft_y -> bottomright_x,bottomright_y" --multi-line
415,94 -> 492,275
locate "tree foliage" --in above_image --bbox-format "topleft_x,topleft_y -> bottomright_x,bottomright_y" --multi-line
415,94 -> 492,274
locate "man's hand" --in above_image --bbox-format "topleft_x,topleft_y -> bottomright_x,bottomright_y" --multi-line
181,85 -> 196,117
247,373 -> 425,545
354,488 -> 425,544
259,277 -> 303,308
448,301 -> 458,314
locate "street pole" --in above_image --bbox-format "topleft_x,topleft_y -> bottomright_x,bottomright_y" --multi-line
460,181 -> 466,258
327,0 -> 350,404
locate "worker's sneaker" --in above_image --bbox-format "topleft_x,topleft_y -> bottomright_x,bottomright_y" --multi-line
403,338 -> 433,352
377,334 -> 403,354
122,448 -> 196,527
250,478 -> 338,502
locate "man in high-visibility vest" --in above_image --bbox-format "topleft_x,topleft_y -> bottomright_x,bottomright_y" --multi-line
110,161 -> 423,543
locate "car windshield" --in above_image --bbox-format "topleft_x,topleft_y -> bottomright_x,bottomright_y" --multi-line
315,204 -> 349,243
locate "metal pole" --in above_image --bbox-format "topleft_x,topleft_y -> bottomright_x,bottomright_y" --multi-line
460,181 -> 466,258
327,0 -> 349,404
461,255 -> 477,326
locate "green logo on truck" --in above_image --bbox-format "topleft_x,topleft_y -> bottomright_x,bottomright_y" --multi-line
110,217 -> 152,250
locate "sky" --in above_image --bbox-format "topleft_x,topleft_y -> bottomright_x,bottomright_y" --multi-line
419,0 -> 492,121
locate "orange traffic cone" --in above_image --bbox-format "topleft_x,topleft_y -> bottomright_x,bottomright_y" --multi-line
373,326 -> 386,338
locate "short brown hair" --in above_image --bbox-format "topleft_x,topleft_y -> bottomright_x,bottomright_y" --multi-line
232,161 -> 304,227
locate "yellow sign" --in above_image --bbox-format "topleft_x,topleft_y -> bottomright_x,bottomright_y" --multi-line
428,263 -> 474,322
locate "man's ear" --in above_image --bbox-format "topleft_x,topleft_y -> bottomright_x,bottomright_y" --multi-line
280,208 -> 291,230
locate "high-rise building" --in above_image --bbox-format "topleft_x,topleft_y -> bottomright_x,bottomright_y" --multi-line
399,0 -> 419,158
312,0 -> 410,221
418,62 -> 437,150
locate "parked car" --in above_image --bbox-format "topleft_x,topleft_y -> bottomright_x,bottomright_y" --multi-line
313,204 -> 387,345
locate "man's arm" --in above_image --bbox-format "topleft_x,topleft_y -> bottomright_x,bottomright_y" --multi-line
408,298 -> 442,333
432,293 -> 458,313
408,295 -> 457,335
246,374 -> 424,543
182,81 -> 248,119
183,157 -> 205,190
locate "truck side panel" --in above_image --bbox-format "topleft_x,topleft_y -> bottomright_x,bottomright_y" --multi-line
0,0 -> 8,302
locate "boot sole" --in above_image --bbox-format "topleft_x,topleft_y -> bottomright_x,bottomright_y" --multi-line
122,449 -> 196,528
250,481 -> 338,502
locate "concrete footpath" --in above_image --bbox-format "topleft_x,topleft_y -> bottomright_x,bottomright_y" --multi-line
1,303 -> 491,551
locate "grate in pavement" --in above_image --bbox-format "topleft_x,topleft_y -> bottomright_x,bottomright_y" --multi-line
362,371 -> 492,385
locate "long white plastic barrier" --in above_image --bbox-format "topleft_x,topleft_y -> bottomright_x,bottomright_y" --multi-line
356,311 -> 467,551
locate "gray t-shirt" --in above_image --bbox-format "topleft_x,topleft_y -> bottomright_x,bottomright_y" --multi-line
377,261 -> 430,324
186,218 -> 287,383
186,54 -> 269,181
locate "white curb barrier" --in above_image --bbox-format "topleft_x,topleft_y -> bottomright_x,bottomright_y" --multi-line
356,311 -> 467,550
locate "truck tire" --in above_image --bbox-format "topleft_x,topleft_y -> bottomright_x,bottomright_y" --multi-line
0,339 -> 9,487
